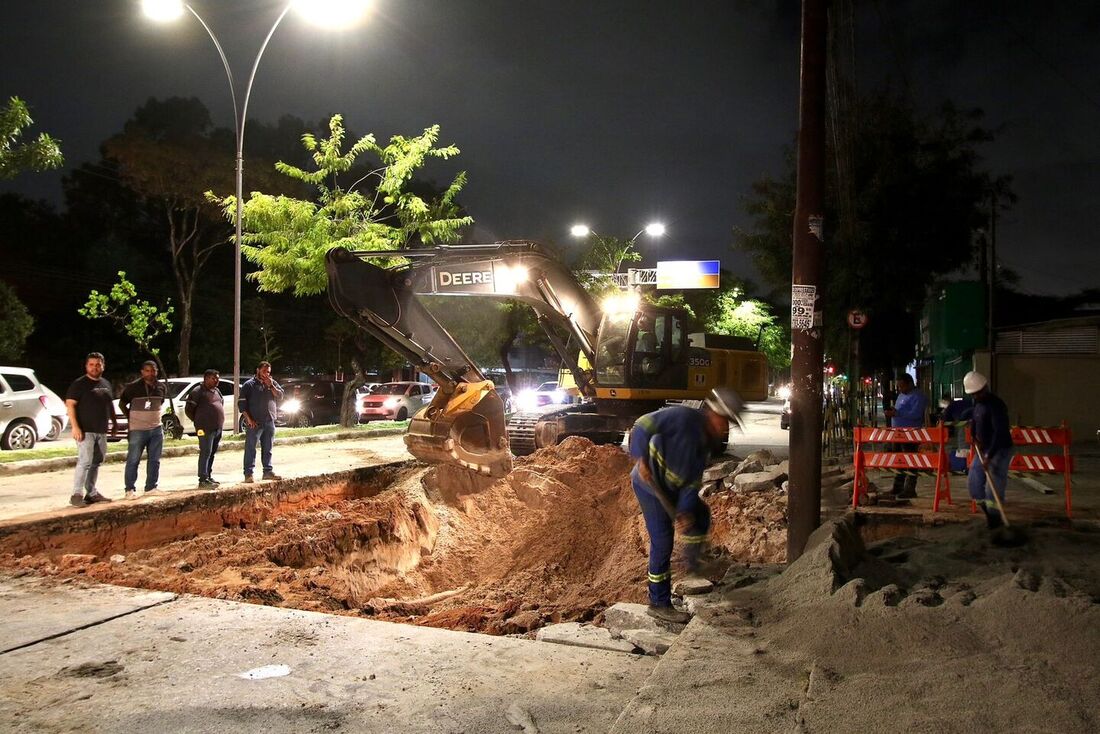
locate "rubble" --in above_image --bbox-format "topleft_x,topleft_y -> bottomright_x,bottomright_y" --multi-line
673,577 -> 714,596
536,622 -> 640,654
620,628 -> 678,656
604,602 -> 687,637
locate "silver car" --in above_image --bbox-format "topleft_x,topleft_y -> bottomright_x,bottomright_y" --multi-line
0,367 -> 56,450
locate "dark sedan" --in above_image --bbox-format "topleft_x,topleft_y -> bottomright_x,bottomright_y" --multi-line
276,380 -> 348,427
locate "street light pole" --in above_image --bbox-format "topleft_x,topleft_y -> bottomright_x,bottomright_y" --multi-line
145,0 -> 294,434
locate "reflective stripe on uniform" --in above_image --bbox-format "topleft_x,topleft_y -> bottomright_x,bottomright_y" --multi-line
636,415 -> 656,433
681,533 -> 707,545
649,443 -> 686,489
648,571 -> 671,583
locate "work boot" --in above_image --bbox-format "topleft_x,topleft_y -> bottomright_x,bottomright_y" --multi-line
262,472 -> 282,481
243,475 -> 255,483
646,604 -> 691,625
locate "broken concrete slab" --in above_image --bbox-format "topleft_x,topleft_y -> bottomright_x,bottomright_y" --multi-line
703,459 -> 740,483
604,602 -> 686,638
535,622 -> 640,654
620,628 -> 678,655
0,586 -> 656,733
0,574 -> 175,653
672,578 -> 714,596
731,469 -> 786,493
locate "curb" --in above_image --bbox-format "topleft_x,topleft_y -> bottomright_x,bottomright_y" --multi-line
0,428 -> 407,478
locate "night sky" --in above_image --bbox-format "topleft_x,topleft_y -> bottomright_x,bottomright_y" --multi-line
2,0 -> 1097,296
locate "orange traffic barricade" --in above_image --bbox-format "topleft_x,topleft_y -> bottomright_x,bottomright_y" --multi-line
852,426 -> 949,509
964,422 -> 1074,518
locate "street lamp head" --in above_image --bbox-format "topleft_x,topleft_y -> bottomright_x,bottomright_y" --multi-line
141,0 -> 184,22
294,0 -> 375,28
644,222 -> 666,238
569,224 -> 591,238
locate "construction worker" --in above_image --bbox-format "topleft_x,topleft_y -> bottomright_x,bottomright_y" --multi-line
883,373 -> 927,498
963,371 -> 1014,530
629,387 -> 745,624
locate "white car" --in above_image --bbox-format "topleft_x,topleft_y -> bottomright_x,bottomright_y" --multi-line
113,376 -> 240,439
0,367 -> 56,450
514,380 -> 568,412
358,381 -> 434,422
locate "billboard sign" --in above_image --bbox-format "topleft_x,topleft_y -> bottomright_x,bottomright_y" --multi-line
655,260 -> 720,290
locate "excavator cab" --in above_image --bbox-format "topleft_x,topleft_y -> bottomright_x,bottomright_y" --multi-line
595,304 -> 689,391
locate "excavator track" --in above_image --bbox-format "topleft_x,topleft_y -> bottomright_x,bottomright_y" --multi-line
506,411 -> 542,456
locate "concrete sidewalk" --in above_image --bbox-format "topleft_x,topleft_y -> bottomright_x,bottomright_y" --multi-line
0,576 -> 655,733
0,434 -> 412,524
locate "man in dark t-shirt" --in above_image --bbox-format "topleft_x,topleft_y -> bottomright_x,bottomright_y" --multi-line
65,352 -> 117,507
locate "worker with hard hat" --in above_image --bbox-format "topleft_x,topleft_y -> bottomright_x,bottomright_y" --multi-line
963,371 -> 1014,530
628,387 -> 745,624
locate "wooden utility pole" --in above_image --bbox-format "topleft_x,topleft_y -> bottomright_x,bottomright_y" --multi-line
787,0 -> 829,562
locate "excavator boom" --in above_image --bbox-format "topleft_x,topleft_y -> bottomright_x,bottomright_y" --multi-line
326,248 -> 511,476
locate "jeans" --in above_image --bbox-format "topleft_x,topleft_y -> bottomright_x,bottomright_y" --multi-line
197,428 -> 222,480
243,419 -> 275,476
968,449 -> 1013,518
72,432 -> 108,496
631,468 -> 711,607
124,427 -> 164,491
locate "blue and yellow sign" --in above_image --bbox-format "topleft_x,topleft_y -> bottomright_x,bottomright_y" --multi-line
655,260 -> 720,290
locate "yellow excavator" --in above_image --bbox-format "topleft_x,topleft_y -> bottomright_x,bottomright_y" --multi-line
326,242 -> 767,477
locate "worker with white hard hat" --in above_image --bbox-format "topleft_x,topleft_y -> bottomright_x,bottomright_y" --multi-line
628,387 -> 745,624
963,371 -> 1014,532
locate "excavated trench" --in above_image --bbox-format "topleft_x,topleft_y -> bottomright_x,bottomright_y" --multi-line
0,438 -> 788,635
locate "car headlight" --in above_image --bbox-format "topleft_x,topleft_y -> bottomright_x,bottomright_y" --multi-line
383,397 -> 400,409
777,385 -> 791,400
282,398 -> 302,413
517,391 -> 539,412
550,390 -> 565,404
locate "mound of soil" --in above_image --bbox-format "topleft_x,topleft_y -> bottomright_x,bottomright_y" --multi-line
3,438 -> 787,634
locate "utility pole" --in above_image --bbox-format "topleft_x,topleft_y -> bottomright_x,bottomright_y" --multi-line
988,190 -> 998,390
787,0 -> 829,563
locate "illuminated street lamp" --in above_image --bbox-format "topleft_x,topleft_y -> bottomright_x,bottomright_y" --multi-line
570,221 -> 666,274
141,0 -> 372,432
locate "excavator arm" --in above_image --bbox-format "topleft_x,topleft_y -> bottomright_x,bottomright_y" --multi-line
325,242 -> 602,477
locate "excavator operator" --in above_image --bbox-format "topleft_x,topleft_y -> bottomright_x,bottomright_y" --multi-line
629,387 -> 745,624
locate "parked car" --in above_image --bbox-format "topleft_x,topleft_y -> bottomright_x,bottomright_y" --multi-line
358,381 -> 433,422
514,380 -> 567,412
40,385 -> 69,440
111,376 -> 240,439
277,379 -> 347,427
0,367 -> 56,450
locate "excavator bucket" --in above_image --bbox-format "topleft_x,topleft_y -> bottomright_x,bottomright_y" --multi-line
404,380 -> 512,477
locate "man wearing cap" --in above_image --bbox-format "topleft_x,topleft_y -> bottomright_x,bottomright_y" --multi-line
963,371 -> 1014,530
628,387 -> 744,624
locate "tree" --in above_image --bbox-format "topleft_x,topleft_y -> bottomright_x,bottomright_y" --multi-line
79,271 -> 176,418
0,280 -> 34,361
0,97 -> 62,179
210,115 -> 473,424
735,90 -> 1005,375
102,97 -> 282,375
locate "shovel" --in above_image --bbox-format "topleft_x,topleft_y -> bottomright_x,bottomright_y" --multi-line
972,439 -> 1028,547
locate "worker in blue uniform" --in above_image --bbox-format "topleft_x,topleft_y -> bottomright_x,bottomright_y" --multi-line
629,387 -> 745,624
963,371 -> 1014,529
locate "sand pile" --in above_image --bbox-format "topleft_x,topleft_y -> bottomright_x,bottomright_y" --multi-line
620,516 -> 1100,732
2,437 -> 790,635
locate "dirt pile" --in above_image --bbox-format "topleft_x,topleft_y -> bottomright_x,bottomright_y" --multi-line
1,438 -> 789,635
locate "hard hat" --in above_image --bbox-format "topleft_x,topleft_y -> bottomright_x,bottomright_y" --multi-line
963,371 -> 988,394
705,387 -> 746,430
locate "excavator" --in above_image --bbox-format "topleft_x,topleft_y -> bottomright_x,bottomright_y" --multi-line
325,242 -> 767,477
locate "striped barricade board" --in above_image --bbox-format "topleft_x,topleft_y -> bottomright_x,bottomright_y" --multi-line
852,426 -> 948,509
965,423 -> 1074,517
